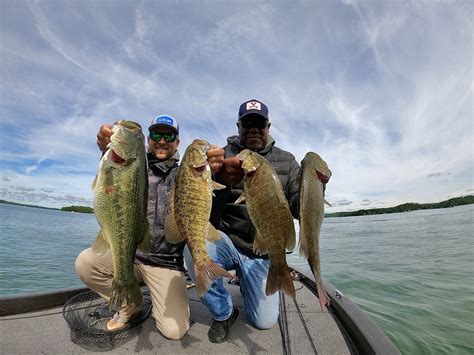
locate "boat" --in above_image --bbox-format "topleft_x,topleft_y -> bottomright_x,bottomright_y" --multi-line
0,266 -> 400,354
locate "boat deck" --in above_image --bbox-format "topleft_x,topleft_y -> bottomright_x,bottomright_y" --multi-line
1,278 -> 350,354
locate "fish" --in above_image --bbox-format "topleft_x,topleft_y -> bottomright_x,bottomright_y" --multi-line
298,151 -> 332,310
165,139 -> 232,296
92,120 -> 150,311
236,149 -> 296,298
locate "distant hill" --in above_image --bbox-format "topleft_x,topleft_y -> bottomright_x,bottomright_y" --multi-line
0,199 -> 59,211
2,195 -> 473,217
61,205 -> 94,214
326,195 -> 474,217
0,200 -> 92,214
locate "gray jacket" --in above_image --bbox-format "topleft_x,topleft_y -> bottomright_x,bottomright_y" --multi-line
135,152 -> 185,271
210,135 -> 300,257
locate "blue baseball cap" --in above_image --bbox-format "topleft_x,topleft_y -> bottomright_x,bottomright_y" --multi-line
149,115 -> 179,134
238,99 -> 269,121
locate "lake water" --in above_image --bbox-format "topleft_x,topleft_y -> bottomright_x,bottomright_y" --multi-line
0,203 -> 473,354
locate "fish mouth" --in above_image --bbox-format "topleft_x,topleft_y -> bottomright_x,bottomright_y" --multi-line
243,167 -> 257,177
110,149 -> 126,164
316,170 -> 330,184
193,163 -> 207,173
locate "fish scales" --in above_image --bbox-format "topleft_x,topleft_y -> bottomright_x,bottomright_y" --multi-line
299,151 -> 331,310
92,120 -> 149,311
238,149 -> 296,298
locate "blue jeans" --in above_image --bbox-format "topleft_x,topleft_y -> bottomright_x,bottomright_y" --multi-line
184,232 -> 279,329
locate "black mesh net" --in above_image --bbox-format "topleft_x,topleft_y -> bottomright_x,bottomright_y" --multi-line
63,288 -> 152,352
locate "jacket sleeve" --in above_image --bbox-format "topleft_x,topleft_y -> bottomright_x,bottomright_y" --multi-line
286,154 -> 300,219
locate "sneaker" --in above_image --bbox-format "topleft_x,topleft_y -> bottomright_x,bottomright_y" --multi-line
106,304 -> 141,332
208,307 -> 239,343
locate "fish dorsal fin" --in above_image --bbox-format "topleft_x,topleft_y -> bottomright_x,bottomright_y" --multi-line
207,223 -> 221,241
164,187 -> 185,243
235,193 -> 246,204
92,229 -> 110,256
253,231 -> 268,256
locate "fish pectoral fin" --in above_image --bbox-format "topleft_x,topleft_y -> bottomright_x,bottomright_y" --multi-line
207,223 -> 221,242
298,231 -> 310,259
138,225 -> 150,254
252,232 -> 267,256
211,180 -> 226,191
92,175 -> 98,191
164,211 -> 184,243
164,187 -> 185,243
234,193 -> 246,204
104,170 -> 115,193
92,229 -> 110,256
285,227 -> 296,252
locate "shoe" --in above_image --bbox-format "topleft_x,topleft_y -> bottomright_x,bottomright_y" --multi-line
106,304 -> 141,332
208,307 -> 239,343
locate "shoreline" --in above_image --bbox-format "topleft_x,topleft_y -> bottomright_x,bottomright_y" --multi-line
2,195 -> 473,217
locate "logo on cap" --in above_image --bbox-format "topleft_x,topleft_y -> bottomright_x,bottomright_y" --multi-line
155,116 -> 174,125
246,101 -> 262,111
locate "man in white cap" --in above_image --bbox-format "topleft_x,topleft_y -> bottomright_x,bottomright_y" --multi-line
76,115 -> 224,339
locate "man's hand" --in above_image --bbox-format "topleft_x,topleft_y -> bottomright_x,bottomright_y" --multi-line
207,145 -> 225,174
215,157 -> 244,186
97,124 -> 112,152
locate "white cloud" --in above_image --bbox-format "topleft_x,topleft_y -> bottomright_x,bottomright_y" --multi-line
0,1 -> 472,211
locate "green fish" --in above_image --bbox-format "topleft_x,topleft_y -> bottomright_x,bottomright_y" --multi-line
236,149 -> 296,298
92,120 -> 150,311
165,139 -> 232,296
298,152 -> 331,310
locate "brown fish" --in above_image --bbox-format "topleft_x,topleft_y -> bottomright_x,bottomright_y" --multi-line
298,151 -> 331,310
165,139 -> 232,295
236,149 -> 296,298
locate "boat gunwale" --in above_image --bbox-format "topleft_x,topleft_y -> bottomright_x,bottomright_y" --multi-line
291,265 -> 400,355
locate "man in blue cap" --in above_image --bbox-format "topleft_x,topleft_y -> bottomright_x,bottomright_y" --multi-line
186,99 -> 301,343
76,115 -> 224,339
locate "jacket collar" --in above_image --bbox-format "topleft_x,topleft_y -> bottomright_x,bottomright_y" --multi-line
147,151 -> 180,174
227,135 -> 276,155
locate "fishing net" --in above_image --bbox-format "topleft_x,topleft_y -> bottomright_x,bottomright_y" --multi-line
62,288 -> 152,352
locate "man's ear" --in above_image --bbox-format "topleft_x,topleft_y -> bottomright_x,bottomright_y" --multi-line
267,122 -> 271,130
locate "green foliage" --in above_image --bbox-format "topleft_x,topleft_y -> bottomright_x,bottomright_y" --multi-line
61,205 -> 94,214
326,195 -> 474,218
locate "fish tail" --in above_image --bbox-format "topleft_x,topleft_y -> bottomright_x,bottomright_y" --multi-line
266,264 -> 296,299
195,260 -> 233,296
109,279 -> 142,311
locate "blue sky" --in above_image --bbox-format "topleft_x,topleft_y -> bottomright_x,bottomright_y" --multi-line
0,0 -> 472,211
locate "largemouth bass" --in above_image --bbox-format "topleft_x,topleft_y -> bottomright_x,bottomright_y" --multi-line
236,149 -> 296,298
165,139 -> 232,296
298,151 -> 331,310
92,120 -> 149,311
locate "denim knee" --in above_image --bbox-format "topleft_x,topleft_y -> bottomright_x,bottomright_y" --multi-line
248,311 -> 279,330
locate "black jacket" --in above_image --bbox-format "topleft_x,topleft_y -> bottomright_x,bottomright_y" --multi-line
211,135 -> 300,257
135,152 -> 186,271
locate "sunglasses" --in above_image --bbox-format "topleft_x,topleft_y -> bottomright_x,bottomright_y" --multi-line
240,119 -> 269,129
150,132 -> 177,143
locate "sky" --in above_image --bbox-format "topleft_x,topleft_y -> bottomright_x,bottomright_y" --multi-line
0,0 -> 472,212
